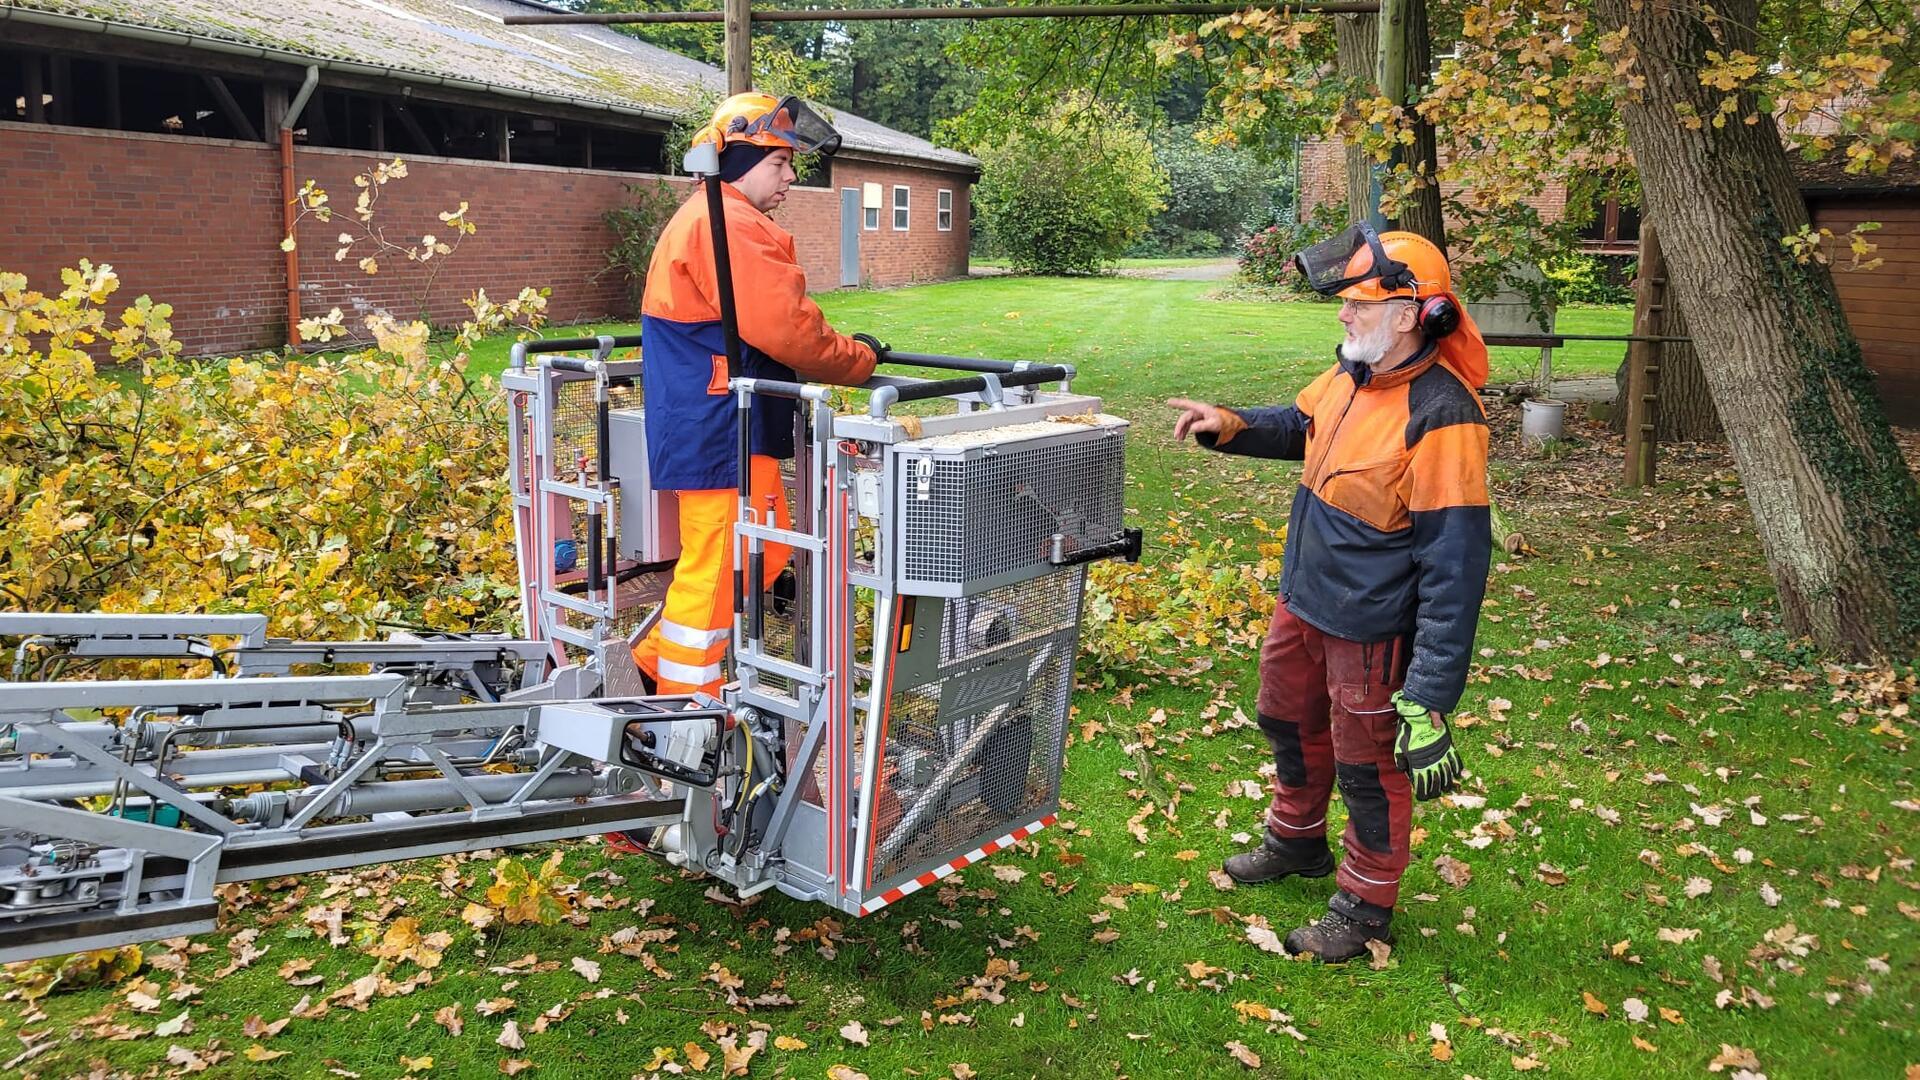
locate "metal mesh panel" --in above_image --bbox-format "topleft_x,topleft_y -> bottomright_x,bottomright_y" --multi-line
868,571 -> 1082,885
900,431 -> 1125,589
548,378 -> 647,640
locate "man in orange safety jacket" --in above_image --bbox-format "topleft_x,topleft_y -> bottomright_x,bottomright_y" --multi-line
630,93 -> 879,698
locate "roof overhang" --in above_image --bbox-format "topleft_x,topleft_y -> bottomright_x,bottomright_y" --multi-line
0,3 -> 682,126
834,147 -> 981,180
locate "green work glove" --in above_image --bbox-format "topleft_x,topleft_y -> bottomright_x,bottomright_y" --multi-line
1392,691 -> 1463,801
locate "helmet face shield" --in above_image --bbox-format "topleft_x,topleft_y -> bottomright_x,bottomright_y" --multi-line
1293,223 -> 1412,297
730,97 -> 843,156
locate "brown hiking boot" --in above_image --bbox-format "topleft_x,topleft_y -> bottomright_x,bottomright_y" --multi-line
1283,890 -> 1394,962
1222,833 -> 1335,885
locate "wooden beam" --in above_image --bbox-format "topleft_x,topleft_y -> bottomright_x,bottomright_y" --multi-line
507,2 -> 1380,23
392,102 -> 436,154
1621,223 -> 1666,488
372,101 -> 386,152
48,54 -> 71,126
304,90 -> 332,144
23,55 -> 44,123
202,75 -> 263,142
263,82 -> 288,134
725,0 -> 752,93
495,113 -> 511,162
105,59 -> 121,129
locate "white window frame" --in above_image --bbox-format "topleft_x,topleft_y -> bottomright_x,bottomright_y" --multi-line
892,185 -> 910,231
936,188 -> 954,232
864,205 -> 879,231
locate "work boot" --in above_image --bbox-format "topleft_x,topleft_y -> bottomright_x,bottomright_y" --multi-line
1222,833 -> 1335,885
1283,889 -> 1394,962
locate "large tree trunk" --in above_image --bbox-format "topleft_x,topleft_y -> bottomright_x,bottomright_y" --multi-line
1333,8 -> 1446,249
1595,0 -> 1920,658
1335,14 -> 1376,225
1610,290 -> 1723,441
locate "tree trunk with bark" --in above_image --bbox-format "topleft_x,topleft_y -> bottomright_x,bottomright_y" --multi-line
1334,7 -> 1446,251
1610,289 -> 1723,441
1335,14 -> 1376,225
1595,0 -> 1920,658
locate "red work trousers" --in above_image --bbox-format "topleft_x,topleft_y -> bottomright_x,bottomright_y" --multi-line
1257,597 -> 1414,911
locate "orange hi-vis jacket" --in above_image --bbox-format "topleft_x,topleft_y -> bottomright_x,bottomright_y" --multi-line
1199,342 -> 1491,713
640,183 -> 876,490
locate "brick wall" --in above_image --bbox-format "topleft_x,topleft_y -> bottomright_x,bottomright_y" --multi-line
0,122 -> 973,356
1298,138 -> 1347,222
0,124 -> 287,354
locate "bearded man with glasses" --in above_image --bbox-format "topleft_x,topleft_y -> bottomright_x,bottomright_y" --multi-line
1166,226 -> 1493,961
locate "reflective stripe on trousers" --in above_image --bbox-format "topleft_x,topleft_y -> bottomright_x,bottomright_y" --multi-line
633,454 -> 792,695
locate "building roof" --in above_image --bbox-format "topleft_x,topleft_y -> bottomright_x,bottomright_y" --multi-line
0,0 -> 979,170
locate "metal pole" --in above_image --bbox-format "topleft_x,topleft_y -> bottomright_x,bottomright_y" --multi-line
505,2 -> 1380,24
280,66 -> 320,349
725,0 -> 753,93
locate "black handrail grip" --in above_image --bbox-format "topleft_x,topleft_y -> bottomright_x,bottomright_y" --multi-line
1047,527 -> 1143,568
885,350 -> 1040,374
524,335 -> 643,353
888,364 -> 1070,404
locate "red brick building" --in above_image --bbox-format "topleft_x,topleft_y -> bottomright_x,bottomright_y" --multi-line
0,0 -> 977,356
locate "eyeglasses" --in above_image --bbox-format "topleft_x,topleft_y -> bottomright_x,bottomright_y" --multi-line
1339,298 -> 1416,315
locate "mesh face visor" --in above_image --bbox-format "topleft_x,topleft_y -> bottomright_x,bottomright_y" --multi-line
734,97 -> 843,156
1292,223 -> 1409,297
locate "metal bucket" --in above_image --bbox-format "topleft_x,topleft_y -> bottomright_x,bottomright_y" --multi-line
1520,398 -> 1566,447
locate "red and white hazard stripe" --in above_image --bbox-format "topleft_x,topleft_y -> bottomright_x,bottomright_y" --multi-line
856,814 -> 1056,916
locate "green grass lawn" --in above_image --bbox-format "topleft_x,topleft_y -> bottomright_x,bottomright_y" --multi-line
970,256 -> 1231,270
8,279 -> 1913,1080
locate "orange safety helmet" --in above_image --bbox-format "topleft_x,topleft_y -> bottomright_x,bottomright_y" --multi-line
1294,221 -> 1487,386
690,92 -> 843,157
1338,230 -> 1451,303
1295,223 -> 1448,302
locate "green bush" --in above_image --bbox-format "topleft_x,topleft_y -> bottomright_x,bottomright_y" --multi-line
600,181 -> 682,309
1130,128 -> 1288,258
972,97 -> 1169,274
1542,253 -> 1636,305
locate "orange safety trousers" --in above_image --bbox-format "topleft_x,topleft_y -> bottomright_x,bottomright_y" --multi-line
633,455 -> 792,695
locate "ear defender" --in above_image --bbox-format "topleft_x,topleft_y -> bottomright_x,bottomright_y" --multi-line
1418,294 -> 1461,339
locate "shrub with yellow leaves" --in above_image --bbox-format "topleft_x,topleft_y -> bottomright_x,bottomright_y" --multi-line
1079,518 -> 1282,683
0,160 -> 548,640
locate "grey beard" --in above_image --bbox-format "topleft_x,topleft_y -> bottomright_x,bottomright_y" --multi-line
1342,328 -> 1393,369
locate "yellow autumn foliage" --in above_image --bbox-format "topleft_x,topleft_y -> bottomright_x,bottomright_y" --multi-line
1080,518 -> 1282,682
0,258 -> 544,639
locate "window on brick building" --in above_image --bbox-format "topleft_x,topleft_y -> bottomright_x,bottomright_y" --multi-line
937,189 -> 953,231
892,185 -> 910,231
864,205 -> 879,230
